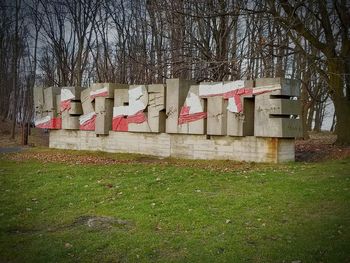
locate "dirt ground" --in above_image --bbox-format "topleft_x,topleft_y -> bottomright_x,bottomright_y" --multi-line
295,132 -> 350,162
1,119 -> 349,163
0,120 -> 49,148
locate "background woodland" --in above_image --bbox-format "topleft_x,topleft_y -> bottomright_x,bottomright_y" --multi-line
0,0 -> 349,144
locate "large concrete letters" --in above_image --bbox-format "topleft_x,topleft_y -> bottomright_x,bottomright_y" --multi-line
34,78 -> 302,161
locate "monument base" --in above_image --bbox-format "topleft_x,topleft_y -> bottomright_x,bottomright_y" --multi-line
49,130 -> 295,163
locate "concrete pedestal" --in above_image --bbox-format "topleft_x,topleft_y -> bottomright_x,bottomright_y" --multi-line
50,130 -> 295,163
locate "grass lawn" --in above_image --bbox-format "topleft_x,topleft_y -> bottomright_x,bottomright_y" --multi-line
0,149 -> 349,262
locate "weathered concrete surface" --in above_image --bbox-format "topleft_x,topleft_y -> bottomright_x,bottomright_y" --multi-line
226,80 -> 254,137
33,87 -> 44,113
43,87 -> 60,111
56,95 -> 61,113
148,84 -> 166,133
68,101 -> 83,115
61,86 -> 81,100
227,97 -> 255,136
254,91 -> 302,138
128,85 -> 150,132
62,110 -> 80,130
95,97 -> 114,135
255,78 -> 300,97
114,88 -> 129,107
178,85 -> 207,135
253,77 -> 302,138
81,87 -> 95,114
91,83 -> 127,98
165,78 -> 196,133
34,87 -> 61,124
207,96 -> 227,135
34,87 -> 46,120
50,130 -> 295,163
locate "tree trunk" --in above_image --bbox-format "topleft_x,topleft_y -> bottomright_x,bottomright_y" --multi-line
333,95 -> 350,144
300,82 -> 310,139
307,103 -> 314,131
299,50 -> 310,139
330,111 -> 336,132
329,61 -> 350,145
313,103 -> 322,132
10,0 -> 20,139
21,122 -> 28,145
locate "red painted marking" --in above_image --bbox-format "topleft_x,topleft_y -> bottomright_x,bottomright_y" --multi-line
60,100 -> 71,112
127,111 -> 147,124
79,115 -> 96,130
53,117 -> 62,129
90,91 -> 108,99
178,106 -> 207,125
180,106 -> 190,115
222,88 -> 253,99
112,111 -> 147,131
112,116 -> 128,131
223,88 -> 253,113
36,117 -> 62,129
253,89 -> 274,95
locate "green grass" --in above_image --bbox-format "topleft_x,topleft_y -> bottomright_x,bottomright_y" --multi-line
0,153 -> 349,262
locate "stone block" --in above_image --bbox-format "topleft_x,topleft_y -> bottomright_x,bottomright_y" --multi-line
55,94 -> 61,114
91,83 -> 128,99
148,84 -> 165,93
254,92 -> 302,137
113,85 -> 150,132
33,87 -> 44,113
148,84 -> 166,133
243,80 -> 254,88
68,101 -> 83,115
62,110 -> 79,130
207,96 -> 227,135
128,119 -> 151,132
178,85 -> 207,135
35,110 -> 61,129
81,88 -> 95,114
61,86 -> 81,101
197,80 -> 253,136
227,97 -> 255,136
255,78 -> 300,97
47,111 -> 57,118
166,78 -> 196,133
81,87 -> 92,102
199,80 -> 251,97
130,85 -> 149,107
114,88 -> 129,107
50,130 -> 296,163
82,100 -> 95,114
43,87 -> 60,111
227,112 -> 244,136
265,97 -> 301,115
150,110 -> 166,132
95,97 -> 113,135
79,118 -> 96,131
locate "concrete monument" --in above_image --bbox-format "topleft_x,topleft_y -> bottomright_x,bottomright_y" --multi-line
33,78 -> 302,162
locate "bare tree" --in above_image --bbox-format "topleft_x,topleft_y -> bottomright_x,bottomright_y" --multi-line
267,0 -> 350,144
1,0 -> 344,143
